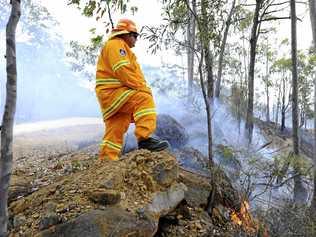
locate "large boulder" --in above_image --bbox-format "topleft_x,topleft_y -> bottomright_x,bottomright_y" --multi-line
174,147 -> 210,175
38,208 -> 157,237
178,169 -> 213,208
155,114 -> 189,149
145,183 -> 187,219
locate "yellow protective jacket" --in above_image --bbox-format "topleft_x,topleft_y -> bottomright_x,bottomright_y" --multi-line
96,37 -> 152,120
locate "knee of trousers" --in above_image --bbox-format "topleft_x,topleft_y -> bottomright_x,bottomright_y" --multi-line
133,91 -> 155,107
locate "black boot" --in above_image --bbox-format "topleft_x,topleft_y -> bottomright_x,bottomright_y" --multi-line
138,137 -> 170,151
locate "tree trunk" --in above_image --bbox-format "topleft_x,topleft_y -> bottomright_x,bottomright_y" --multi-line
215,0 -> 236,98
198,50 -> 213,165
290,0 -> 299,156
265,83 -> 270,122
275,84 -> 281,127
290,0 -> 306,204
245,0 -> 262,138
187,0 -> 196,98
281,78 -> 286,131
198,0 -> 213,164
200,0 -> 213,99
309,0 -> 316,211
205,47 -> 214,99
0,0 -> 21,235
265,39 -> 270,122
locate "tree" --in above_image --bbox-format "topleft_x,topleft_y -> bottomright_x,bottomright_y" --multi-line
309,0 -> 316,211
245,0 -> 263,136
0,1 -> 21,235
290,0 -> 307,204
271,57 -> 292,131
244,0 -> 291,137
297,52 -> 314,128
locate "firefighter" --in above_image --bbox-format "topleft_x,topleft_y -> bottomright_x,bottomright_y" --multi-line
96,19 -> 169,161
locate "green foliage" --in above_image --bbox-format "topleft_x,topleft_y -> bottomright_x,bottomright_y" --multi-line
238,10 -> 253,31
68,0 -> 135,27
273,152 -> 312,180
68,0 -> 81,6
66,40 -> 102,79
258,201 -> 316,237
91,35 -> 103,47
271,57 -> 292,72
216,144 -> 234,160
83,0 -> 96,17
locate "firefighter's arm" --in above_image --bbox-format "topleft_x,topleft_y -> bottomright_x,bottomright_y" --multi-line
115,65 -> 152,94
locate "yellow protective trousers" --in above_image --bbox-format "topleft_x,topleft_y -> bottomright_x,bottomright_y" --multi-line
99,91 -> 156,161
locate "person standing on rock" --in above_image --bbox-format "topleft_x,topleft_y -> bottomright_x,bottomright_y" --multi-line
95,19 -> 169,161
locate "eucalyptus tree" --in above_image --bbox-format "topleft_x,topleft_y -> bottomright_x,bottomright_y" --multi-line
271,57 -> 291,131
159,0 -> 220,163
297,52 -> 314,129
0,1 -> 21,235
290,0 -> 308,204
263,37 -> 276,122
244,0 -> 291,137
309,0 -> 316,211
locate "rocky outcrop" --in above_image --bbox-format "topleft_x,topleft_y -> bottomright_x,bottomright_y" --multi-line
9,149 -> 246,236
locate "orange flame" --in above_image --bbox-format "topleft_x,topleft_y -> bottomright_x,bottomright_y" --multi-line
230,201 -> 261,235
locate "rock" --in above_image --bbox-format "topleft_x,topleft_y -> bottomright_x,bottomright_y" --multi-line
45,202 -> 57,213
9,174 -> 34,202
153,158 -> 179,186
10,199 -> 29,215
37,208 -> 158,237
13,214 -> 26,228
178,169 -> 213,209
145,183 -> 187,219
174,147 -> 210,175
99,171 -> 125,189
39,213 -> 62,230
9,149 -> 244,236
87,189 -> 121,205
155,114 -> 189,149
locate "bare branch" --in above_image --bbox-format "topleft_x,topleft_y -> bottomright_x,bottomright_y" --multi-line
106,1 -> 114,29
260,16 -> 291,22
270,1 -> 290,7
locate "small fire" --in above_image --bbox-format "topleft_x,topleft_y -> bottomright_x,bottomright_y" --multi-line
230,201 -> 264,235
